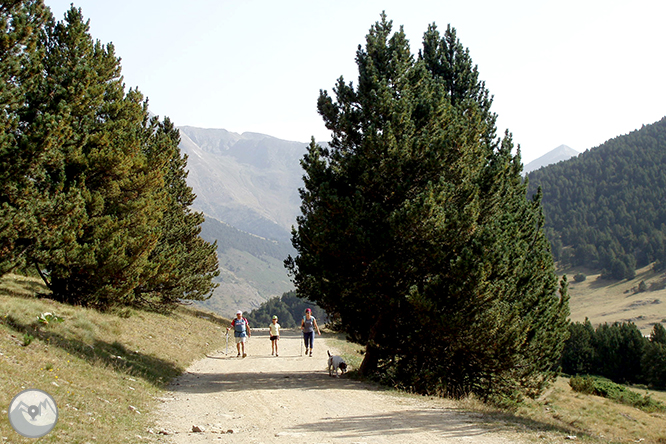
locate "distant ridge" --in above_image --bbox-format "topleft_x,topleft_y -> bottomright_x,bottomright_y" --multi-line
523,145 -> 580,173
178,126 -> 309,243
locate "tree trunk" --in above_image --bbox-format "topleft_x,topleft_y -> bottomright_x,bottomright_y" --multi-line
358,312 -> 386,376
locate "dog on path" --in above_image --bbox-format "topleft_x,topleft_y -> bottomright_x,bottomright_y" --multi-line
327,350 -> 347,377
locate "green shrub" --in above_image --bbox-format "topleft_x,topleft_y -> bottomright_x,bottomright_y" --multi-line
573,273 -> 587,283
570,375 -> 666,413
22,332 -> 34,346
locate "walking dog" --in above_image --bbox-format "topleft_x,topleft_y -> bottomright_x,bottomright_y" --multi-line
327,350 -> 347,377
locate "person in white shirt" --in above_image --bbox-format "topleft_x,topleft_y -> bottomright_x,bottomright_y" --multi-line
269,315 -> 281,356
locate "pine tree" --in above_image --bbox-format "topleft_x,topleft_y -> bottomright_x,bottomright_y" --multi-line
2,4 -> 219,309
132,117 -> 219,310
650,323 -> 666,345
593,322 -> 645,383
0,0 -> 52,274
20,7 -> 163,307
287,13 -> 569,401
561,319 -> 596,375
642,323 -> 666,389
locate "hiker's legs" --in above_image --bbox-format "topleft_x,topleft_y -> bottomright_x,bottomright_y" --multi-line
304,331 -> 314,355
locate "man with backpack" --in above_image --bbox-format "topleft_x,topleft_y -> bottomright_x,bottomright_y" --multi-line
227,310 -> 251,358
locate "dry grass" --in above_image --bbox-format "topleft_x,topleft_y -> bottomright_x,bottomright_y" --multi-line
510,377 -> 666,443
0,273 -> 229,443
323,330 -> 666,444
565,264 -> 666,335
3,273 -> 666,443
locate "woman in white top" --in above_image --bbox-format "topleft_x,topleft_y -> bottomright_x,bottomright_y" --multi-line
269,315 -> 281,356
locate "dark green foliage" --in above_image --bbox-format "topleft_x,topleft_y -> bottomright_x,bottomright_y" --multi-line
31,9 -> 166,306
651,323 -> 666,345
528,117 -> 666,278
573,273 -> 587,283
570,375 -> 666,412
594,322 -> 645,383
131,118 -> 219,310
0,2 -> 218,310
244,291 -> 325,328
642,341 -> 666,390
561,318 -> 595,375
0,0 -> 51,274
287,14 -> 569,402
642,323 -> 666,389
562,321 -> 666,389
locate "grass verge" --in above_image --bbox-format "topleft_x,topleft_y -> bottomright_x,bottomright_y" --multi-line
0,273 -> 228,443
322,328 -> 666,444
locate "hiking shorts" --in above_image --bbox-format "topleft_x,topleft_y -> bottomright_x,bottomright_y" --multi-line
235,335 -> 247,344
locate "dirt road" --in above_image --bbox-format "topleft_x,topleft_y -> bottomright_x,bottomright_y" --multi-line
152,330 -> 533,443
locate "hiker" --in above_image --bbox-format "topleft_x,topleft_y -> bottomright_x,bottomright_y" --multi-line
227,310 -> 251,358
269,315 -> 281,356
300,308 -> 321,357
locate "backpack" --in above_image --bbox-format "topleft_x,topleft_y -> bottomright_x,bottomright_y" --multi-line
233,318 -> 248,337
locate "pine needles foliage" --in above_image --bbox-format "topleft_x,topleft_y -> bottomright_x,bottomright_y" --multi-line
0,2 -> 218,310
286,14 -> 569,403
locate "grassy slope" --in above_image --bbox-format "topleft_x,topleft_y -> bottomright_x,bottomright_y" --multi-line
565,264 -> 666,334
0,274 -> 229,443
2,274 -> 665,443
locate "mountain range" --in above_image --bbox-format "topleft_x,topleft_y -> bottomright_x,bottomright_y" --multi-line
178,126 -> 308,243
179,126 -> 584,316
178,127 -> 311,315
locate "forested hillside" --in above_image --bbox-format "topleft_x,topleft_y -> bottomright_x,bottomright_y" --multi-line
196,216 -> 294,316
200,216 -> 293,261
528,116 -> 666,279
244,291 -> 326,328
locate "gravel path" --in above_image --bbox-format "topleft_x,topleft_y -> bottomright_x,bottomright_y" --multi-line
152,329 -> 532,443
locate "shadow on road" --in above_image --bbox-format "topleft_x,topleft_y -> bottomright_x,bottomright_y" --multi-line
170,369 -> 372,394
290,409 -> 504,439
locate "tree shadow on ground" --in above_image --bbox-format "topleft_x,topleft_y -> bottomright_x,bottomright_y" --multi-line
169,363 -> 583,440
4,316 -> 180,386
289,409 -> 514,440
290,407 -> 582,441
170,369 -> 368,394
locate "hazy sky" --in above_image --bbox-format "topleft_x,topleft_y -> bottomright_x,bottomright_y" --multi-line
44,0 -> 665,163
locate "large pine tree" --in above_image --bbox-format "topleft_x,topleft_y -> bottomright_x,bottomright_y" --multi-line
287,14 -> 569,401
0,0 -> 52,274
1,3 -> 219,310
26,7 -> 166,307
